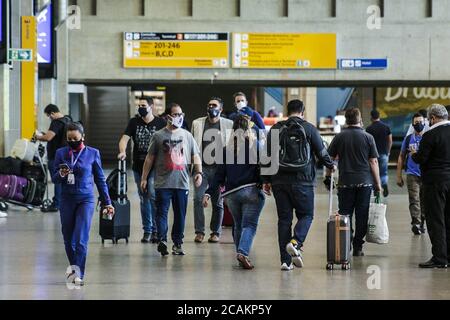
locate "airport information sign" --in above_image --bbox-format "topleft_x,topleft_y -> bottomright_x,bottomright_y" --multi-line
123,32 -> 229,68
232,33 -> 336,69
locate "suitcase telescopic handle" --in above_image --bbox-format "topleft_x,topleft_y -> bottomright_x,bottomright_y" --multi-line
328,171 -> 334,218
117,159 -> 127,204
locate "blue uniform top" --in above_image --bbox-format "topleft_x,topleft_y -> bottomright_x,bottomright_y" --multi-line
400,133 -> 422,177
52,146 -> 112,205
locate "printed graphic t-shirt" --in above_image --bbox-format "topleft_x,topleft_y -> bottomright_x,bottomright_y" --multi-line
124,116 -> 166,173
148,127 -> 200,190
401,133 -> 422,177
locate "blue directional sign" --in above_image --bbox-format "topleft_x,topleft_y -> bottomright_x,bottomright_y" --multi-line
338,58 -> 388,70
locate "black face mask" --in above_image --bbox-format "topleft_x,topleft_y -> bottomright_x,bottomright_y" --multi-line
67,140 -> 82,150
207,108 -> 220,118
138,107 -> 149,118
413,123 -> 425,133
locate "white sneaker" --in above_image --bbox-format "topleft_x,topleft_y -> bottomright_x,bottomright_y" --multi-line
65,270 -> 76,283
281,263 -> 294,271
0,212 -> 7,218
74,277 -> 84,286
286,240 -> 304,268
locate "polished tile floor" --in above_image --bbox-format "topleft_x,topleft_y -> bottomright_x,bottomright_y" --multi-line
0,170 -> 449,300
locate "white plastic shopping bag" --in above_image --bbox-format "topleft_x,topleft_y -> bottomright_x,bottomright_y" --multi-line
366,197 -> 389,244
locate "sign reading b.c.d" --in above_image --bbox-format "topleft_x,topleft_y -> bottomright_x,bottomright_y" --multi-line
8,48 -> 33,62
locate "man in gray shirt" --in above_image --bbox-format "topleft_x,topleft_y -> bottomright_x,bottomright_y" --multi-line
326,108 -> 382,257
141,103 -> 202,256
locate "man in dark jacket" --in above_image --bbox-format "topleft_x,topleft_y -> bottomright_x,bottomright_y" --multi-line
412,104 -> 450,268
262,99 -> 336,271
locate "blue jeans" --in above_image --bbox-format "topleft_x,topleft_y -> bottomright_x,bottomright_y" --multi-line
225,186 -> 265,257
337,186 -> 372,249
273,183 -> 314,264
155,188 -> 189,246
193,166 -> 224,236
378,154 -> 389,186
48,160 -> 62,208
60,195 -> 95,279
133,170 -> 156,233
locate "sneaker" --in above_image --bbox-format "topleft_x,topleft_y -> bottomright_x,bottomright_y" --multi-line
65,270 -> 76,283
208,234 -> 220,243
353,248 -> 365,256
172,244 -> 185,256
382,184 -> 389,197
46,205 -> 59,212
236,253 -> 254,269
0,212 -> 7,218
73,277 -> 85,286
194,233 -> 204,243
150,232 -> 159,243
286,240 -> 304,268
141,232 -> 151,243
281,263 -> 294,271
412,224 -> 422,235
157,241 -> 169,256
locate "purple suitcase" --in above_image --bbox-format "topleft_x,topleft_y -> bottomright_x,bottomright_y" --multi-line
0,174 -> 28,202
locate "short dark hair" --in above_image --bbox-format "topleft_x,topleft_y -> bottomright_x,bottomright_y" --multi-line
139,96 -> 154,106
209,97 -> 223,107
345,108 -> 362,125
418,109 -> 428,119
165,103 -> 181,116
287,99 -> 305,115
44,104 -> 59,115
233,92 -> 246,99
66,122 -> 84,135
412,113 -> 424,123
370,109 -> 380,120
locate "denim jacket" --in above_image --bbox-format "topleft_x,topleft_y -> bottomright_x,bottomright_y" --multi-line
52,146 -> 111,205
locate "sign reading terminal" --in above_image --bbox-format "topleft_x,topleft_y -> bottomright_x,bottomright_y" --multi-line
123,32 -> 229,68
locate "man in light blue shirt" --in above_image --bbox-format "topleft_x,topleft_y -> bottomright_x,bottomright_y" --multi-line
396,112 -> 426,235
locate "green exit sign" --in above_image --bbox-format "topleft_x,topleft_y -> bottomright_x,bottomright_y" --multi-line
8,49 -> 33,62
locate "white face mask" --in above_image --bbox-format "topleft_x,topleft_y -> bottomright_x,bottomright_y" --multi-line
236,101 -> 247,110
169,115 -> 184,128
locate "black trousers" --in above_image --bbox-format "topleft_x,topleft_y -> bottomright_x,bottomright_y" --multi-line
423,182 -> 450,264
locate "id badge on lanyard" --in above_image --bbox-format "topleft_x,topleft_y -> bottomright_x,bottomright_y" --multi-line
68,148 -> 84,185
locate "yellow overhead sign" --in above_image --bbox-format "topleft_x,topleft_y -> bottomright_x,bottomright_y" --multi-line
232,33 -> 336,69
123,32 -> 229,68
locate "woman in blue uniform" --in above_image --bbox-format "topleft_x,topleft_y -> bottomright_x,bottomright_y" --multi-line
53,122 -> 114,286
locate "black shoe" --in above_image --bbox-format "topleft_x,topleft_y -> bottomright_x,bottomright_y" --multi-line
42,205 -> 58,212
172,244 -> 185,256
157,241 -> 169,256
412,224 -> 422,235
150,232 -> 159,243
418,258 -> 447,268
382,184 -> 389,197
141,233 -> 151,243
353,248 -> 364,257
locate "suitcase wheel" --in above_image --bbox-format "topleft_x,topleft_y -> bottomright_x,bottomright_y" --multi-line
101,238 -> 105,244
0,202 -> 8,212
326,263 -> 334,270
112,238 -> 117,244
125,238 -> 129,244
341,263 -> 351,270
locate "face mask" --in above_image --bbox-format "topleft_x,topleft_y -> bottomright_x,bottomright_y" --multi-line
207,108 -> 221,118
169,115 -> 184,128
67,140 -> 83,150
413,123 -> 425,133
138,107 -> 150,118
236,101 -> 246,110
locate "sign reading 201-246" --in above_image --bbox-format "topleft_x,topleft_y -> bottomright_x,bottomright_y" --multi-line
154,42 -> 181,49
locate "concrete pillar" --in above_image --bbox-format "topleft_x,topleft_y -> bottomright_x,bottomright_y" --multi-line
38,79 -> 57,132
302,88 -> 317,126
56,0 -> 69,115
0,65 -> 10,157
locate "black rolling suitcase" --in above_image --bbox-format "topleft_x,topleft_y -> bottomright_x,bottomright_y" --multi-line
100,160 -> 130,244
326,173 -> 351,270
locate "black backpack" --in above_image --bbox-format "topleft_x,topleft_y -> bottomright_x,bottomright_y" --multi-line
278,118 -> 311,172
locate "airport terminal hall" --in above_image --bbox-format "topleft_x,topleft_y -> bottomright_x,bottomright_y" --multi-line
1,0 -> 450,308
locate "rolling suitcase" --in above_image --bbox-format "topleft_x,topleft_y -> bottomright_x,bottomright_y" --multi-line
222,203 -> 233,227
99,160 -> 130,244
326,173 -> 351,270
0,175 -> 28,202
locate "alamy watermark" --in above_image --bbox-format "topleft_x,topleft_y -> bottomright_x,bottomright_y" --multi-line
366,265 -> 381,290
67,5 -> 81,30
367,5 -> 382,30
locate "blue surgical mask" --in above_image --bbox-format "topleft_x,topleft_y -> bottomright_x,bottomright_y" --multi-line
207,108 -> 221,118
169,115 -> 184,128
